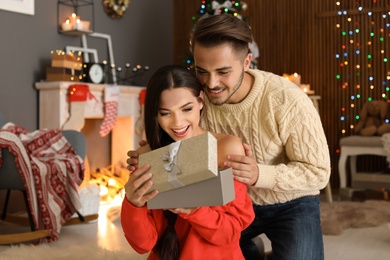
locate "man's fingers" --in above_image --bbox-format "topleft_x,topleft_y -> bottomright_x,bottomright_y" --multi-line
126,157 -> 138,166
233,175 -> 252,185
127,150 -> 139,158
139,140 -> 148,146
243,143 -> 253,157
227,154 -> 251,164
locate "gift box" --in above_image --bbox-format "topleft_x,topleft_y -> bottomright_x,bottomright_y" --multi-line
139,132 -> 218,193
51,53 -> 83,71
46,67 -> 81,82
147,168 -> 235,209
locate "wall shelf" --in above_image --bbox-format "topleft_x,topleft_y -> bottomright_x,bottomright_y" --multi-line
59,29 -> 93,36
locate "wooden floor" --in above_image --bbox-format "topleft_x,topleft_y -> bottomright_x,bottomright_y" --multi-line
1,197 -> 389,259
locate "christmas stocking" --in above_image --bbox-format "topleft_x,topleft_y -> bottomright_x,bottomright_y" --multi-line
63,84 -> 90,131
99,86 -> 120,137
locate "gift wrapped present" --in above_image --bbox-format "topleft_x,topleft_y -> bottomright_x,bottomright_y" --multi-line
46,67 -> 81,82
139,132 -> 218,193
51,53 -> 83,71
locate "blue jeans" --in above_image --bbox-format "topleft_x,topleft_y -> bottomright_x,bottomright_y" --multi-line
240,196 -> 324,260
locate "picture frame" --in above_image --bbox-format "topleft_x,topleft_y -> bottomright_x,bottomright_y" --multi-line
0,0 -> 35,16
81,33 -> 117,84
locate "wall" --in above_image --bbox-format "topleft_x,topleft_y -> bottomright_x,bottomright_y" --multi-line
0,0 -> 173,130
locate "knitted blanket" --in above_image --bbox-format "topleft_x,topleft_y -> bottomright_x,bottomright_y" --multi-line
0,123 -> 84,242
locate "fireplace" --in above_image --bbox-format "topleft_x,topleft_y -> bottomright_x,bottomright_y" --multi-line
35,81 -> 145,178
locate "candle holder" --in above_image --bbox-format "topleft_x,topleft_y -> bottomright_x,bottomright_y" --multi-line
57,0 -> 94,36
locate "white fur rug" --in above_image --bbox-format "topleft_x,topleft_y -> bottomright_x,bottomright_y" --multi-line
320,200 -> 390,235
0,206 -> 140,260
2,202 -> 389,258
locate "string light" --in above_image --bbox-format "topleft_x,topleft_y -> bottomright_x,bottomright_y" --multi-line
336,0 -> 390,137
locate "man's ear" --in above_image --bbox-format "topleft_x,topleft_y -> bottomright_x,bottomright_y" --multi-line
244,53 -> 252,71
198,91 -> 205,110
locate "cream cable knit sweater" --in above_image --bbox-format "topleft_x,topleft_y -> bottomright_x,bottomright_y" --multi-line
202,69 -> 331,205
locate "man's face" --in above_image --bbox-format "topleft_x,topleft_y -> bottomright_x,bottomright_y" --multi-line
193,43 -> 251,105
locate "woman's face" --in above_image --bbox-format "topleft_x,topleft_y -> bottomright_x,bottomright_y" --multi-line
157,87 -> 204,141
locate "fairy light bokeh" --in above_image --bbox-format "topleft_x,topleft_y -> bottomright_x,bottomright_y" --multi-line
336,0 -> 390,136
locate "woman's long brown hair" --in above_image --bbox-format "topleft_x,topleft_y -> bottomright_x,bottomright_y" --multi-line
145,65 -> 203,260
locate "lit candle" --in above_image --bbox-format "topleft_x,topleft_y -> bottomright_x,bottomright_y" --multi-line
75,18 -> 82,30
300,84 -> 314,94
68,13 -> 80,30
61,19 -> 72,31
290,73 -> 301,86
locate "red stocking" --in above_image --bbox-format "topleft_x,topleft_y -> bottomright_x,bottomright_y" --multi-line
99,86 -> 120,137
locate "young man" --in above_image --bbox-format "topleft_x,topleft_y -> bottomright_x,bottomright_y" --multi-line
129,14 -> 330,260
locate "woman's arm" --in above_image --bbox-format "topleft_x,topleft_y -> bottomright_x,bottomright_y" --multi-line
121,199 -> 160,254
179,180 -> 254,245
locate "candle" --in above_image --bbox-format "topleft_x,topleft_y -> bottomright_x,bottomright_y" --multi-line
300,84 -> 314,94
290,73 -> 301,86
80,20 -> 90,31
68,13 -> 80,30
61,19 -> 72,31
75,18 -> 82,30
283,73 -> 301,86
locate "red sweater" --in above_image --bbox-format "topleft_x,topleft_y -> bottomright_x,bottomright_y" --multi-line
121,180 -> 254,260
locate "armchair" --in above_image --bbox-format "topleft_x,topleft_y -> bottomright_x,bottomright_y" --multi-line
0,114 -> 97,244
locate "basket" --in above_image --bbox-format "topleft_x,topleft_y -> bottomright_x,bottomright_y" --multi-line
72,184 -> 101,217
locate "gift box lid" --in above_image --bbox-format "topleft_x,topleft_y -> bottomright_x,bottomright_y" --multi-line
139,132 -> 218,193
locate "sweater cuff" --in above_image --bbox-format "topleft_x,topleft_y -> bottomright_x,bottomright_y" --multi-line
122,197 -> 148,219
254,164 -> 277,189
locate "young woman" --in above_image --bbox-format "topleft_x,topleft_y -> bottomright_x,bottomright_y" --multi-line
121,65 -> 254,260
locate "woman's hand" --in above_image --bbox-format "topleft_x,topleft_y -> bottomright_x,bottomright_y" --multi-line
167,207 -> 199,215
124,164 -> 158,207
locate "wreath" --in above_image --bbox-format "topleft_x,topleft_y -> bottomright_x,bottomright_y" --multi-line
103,0 -> 131,19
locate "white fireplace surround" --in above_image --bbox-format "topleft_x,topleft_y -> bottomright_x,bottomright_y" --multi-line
35,81 -> 145,172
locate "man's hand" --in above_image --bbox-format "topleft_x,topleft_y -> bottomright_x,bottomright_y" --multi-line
127,150 -> 139,172
124,164 -> 158,207
126,140 -> 148,171
223,143 -> 259,186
